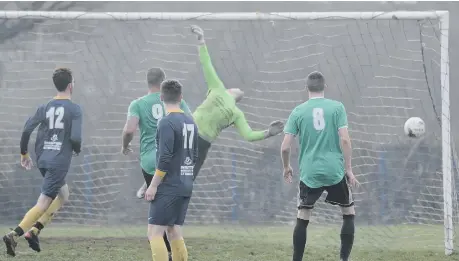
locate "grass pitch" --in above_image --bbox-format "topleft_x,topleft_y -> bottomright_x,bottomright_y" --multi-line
0,225 -> 458,261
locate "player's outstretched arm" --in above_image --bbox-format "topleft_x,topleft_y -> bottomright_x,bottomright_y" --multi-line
122,100 -> 140,154
20,106 -> 44,156
70,105 -> 83,155
233,109 -> 284,142
191,25 -> 225,92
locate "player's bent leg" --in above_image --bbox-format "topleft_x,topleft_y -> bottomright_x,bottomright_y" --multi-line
167,225 -> 188,261
324,176 -> 355,261
293,208 -> 312,261
3,193 -> 53,256
148,194 -> 179,261
26,184 -> 70,252
340,206 -> 355,261
293,182 -> 322,261
148,224 -> 169,261
167,196 -> 190,261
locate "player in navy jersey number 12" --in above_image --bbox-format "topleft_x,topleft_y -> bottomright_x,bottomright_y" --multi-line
281,71 -> 359,261
3,68 -> 82,257
144,79 -> 198,261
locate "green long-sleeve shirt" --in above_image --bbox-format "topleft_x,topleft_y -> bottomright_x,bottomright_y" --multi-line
192,45 -> 266,143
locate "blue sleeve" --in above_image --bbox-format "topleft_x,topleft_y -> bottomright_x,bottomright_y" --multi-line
20,106 -> 44,155
156,119 -> 175,173
71,105 -> 83,154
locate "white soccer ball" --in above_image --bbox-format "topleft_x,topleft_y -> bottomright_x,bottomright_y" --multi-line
404,117 -> 425,138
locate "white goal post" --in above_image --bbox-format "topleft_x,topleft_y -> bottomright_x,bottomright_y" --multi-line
0,11 -> 452,255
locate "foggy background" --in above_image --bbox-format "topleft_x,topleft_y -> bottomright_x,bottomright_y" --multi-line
0,1 -> 457,249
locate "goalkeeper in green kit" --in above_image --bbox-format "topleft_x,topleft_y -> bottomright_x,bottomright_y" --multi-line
189,25 -> 284,179
137,25 -> 284,197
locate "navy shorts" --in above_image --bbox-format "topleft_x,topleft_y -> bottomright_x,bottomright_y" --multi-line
39,168 -> 68,199
148,194 -> 190,226
297,176 -> 354,209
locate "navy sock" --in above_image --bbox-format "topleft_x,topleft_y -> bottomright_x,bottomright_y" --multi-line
340,215 -> 355,261
292,218 -> 309,261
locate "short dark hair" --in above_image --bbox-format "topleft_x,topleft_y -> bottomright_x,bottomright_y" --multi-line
52,68 -> 73,92
147,67 -> 166,87
161,79 -> 182,104
306,71 -> 325,92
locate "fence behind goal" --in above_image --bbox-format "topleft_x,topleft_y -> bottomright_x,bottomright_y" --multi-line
0,12 -> 455,253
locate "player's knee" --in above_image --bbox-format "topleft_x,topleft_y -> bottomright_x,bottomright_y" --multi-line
341,214 -> 355,235
341,205 -> 355,215
147,224 -> 166,240
166,225 -> 183,241
36,193 -> 54,210
58,184 -> 70,202
297,208 -> 312,220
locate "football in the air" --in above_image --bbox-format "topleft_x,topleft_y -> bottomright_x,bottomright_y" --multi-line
404,117 -> 425,138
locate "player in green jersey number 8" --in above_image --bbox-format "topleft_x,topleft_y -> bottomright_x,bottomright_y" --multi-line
281,71 -> 359,261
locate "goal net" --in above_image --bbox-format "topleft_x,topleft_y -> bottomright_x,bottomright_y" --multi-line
0,11 -> 455,255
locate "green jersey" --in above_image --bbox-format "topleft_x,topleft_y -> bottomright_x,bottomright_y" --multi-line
128,93 -> 191,175
193,45 -> 265,142
284,97 -> 348,188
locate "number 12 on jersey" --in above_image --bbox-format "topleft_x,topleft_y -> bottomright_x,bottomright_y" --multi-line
182,124 -> 195,149
46,107 -> 65,129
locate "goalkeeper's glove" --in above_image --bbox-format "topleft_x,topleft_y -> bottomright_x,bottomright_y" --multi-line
265,120 -> 284,138
191,25 -> 205,44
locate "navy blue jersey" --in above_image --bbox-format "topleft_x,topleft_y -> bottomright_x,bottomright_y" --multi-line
20,98 -> 82,169
156,111 -> 198,197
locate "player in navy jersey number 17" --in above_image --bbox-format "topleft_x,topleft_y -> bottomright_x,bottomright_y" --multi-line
3,68 -> 82,257
281,71 -> 359,261
121,68 -> 192,261
144,79 -> 198,261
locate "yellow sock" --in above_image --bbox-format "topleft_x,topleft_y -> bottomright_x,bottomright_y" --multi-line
171,238 -> 188,261
37,196 -> 64,227
30,227 -> 39,234
149,237 -> 169,261
18,206 -> 45,233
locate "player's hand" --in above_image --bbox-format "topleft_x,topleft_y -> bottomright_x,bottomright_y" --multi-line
20,154 -> 33,170
121,145 -> 132,155
190,25 -> 205,43
136,182 -> 147,199
283,166 -> 293,183
267,120 -> 284,137
144,185 -> 157,201
346,170 -> 360,188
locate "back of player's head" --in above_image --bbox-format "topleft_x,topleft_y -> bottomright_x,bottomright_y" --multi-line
161,79 -> 182,104
52,68 -> 73,92
147,67 -> 166,88
306,71 -> 325,93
